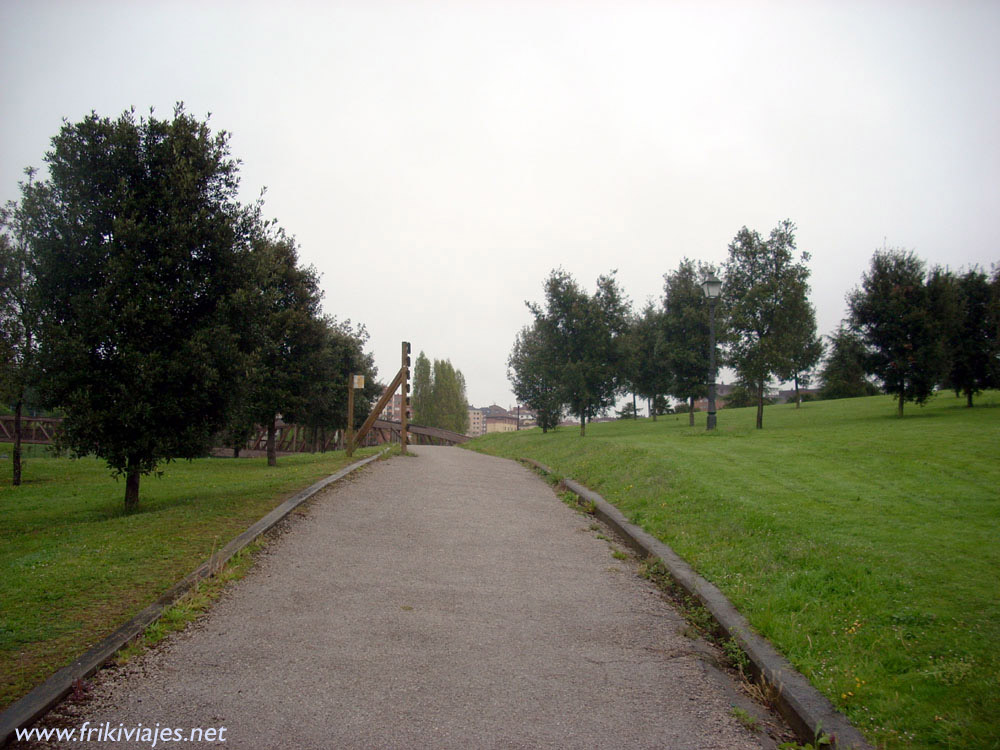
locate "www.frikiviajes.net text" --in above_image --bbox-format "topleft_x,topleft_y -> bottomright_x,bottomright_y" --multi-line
15,722 -> 227,746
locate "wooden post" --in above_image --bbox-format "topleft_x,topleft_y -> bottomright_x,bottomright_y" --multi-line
347,373 -> 355,457
401,341 -> 410,453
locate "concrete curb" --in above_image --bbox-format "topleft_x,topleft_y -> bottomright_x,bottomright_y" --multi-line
0,449 -> 388,747
522,458 -> 873,750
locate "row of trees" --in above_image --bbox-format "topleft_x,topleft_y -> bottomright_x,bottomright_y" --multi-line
411,352 -> 470,434
0,106 -> 379,507
839,250 -> 1000,414
509,221 -> 999,434
510,220 -> 820,434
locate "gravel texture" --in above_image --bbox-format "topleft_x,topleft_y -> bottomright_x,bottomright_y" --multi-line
27,447 -> 780,749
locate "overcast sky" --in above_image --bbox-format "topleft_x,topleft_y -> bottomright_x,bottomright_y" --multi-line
3,0 -> 998,408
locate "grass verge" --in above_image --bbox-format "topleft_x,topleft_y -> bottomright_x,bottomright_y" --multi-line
0,446 -> 380,709
468,392 -> 1000,750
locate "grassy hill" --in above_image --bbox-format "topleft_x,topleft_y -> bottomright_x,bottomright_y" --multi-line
469,392 -> 1000,750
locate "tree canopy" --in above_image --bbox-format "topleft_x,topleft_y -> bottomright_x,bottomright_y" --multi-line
848,249 -> 948,416
940,268 -> 998,406
30,106 -> 260,508
508,323 -> 562,432
661,258 -> 717,425
723,220 -> 814,428
525,269 -> 628,436
235,228 -> 326,465
818,325 -> 881,400
0,168 -> 41,485
412,352 -> 470,434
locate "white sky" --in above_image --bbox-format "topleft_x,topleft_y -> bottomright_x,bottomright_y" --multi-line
3,0 -> 998,408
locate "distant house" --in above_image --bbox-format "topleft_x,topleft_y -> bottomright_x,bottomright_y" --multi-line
467,408 -> 486,437
510,404 -> 537,427
692,384 -> 735,412
775,388 -> 821,404
378,391 -> 411,422
482,404 -> 510,418
485,415 -> 519,433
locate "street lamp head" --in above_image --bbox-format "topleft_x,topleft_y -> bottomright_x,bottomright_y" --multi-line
700,272 -> 722,299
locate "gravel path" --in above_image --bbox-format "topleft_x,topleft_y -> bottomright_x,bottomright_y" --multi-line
36,447 -> 774,749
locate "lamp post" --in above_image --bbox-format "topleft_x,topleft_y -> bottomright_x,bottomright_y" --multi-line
700,272 -> 722,431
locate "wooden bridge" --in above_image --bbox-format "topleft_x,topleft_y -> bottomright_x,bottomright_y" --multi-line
0,416 -> 469,456
0,416 -> 61,445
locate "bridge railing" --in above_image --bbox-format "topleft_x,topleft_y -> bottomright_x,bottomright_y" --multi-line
0,416 -> 62,445
1,416 -> 469,454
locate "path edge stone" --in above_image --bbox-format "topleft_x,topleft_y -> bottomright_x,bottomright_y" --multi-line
0,449 -> 388,747
521,457 -> 873,750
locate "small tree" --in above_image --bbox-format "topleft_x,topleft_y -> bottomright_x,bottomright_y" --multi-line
818,325 -> 880,400
0,168 -> 40,485
508,323 -> 562,432
661,258 -> 717,427
848,249 -> 947,416
31,106 -> 258,509
623,302 -> 671,421
526,269 -> 628,436
941,268 -> 998,406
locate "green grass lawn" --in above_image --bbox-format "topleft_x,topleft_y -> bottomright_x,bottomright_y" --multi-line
469,392 -> 1000,750
0,445 -> 381,709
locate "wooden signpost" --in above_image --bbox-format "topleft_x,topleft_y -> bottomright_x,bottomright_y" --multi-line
348,341 -> 410,457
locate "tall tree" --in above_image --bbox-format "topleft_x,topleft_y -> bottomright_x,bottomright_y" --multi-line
724,220 -> 813,429
527,269 -> 628,436
848,249 -> 948,416
299,318 -> 379,447
239,229 -> 326,466
411,352 -> 470,433
411,351 -> 433,425
992,266 -> 1000,386
818,325 -> 880,400
778,297 -> 824,408
622,302 -> 671,420
0,168 -> 40,485
661,258 -> 717,426
508,323 -> 562,432
30,106 -> 258,509
940,268 -> 998,406
429,359 -> 470,434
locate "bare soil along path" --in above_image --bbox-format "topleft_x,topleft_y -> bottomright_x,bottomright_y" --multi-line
37,447 -> 772,749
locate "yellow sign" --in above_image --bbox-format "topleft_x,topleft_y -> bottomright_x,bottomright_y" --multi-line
352,375 -> 365,389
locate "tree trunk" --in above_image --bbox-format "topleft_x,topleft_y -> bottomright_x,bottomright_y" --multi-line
898,392 -> 904,417
794,374 -> 801,409
650,398 -> 656,422
688,397 -> 694,427
233,446 -> 241,458
12,396 -> 23,486
124,467 -> 140,511
632,392 -> 637,419
756,381 -> 764,429
267,416 -> 277,466
966,390 -> 974,408
579,411 -> 586,437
